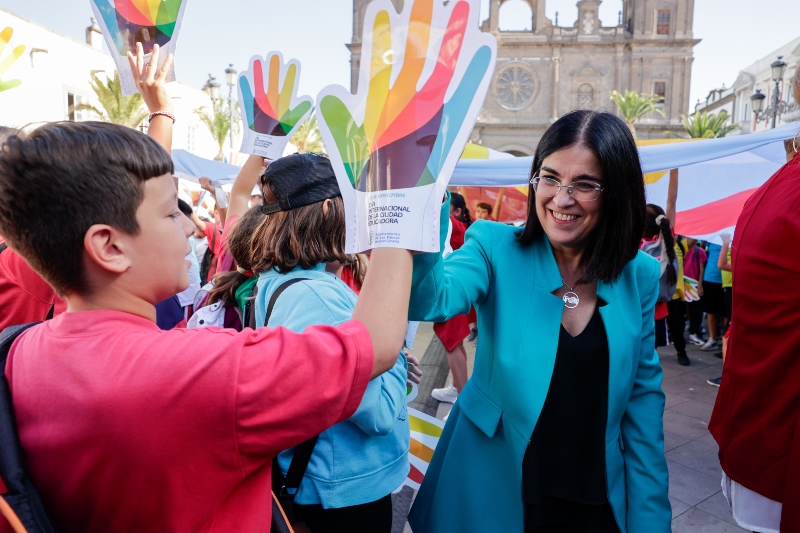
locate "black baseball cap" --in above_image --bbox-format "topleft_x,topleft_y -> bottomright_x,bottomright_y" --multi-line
260,153 -> 341,214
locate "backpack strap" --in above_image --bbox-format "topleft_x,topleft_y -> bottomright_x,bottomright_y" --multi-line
264,278 -> 319,521
245,282 -> 259,331
264,278 -> 309,327
0,322 -> 58,533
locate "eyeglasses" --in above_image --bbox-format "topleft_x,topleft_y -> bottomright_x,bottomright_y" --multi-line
530,175 -> 604,202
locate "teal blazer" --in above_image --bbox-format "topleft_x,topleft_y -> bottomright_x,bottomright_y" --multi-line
407,205 -> 671,532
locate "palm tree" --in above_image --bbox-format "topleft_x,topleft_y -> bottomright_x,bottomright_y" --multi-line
609,90 -> 666,138
290,111 -> 324,153
678,110 -> 739,139
194,99 -> 236,160
75,72 -> 148,128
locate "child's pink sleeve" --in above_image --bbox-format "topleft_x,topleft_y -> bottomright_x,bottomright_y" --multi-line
233,320 -> 374,458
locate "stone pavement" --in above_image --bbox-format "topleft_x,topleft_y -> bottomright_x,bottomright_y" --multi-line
659,341 -> 746,532
400,326 -> 747,532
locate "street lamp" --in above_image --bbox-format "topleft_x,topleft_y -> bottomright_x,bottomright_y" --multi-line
224,64 -> 237,160
203,74 -> 220,100
752,56 -> 788,130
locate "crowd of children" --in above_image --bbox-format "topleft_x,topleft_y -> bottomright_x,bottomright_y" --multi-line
0,45 -> 414,533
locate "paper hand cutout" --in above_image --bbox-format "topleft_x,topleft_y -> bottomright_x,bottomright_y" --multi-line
240,54 -> 313,137
237,53 -> 313,160
93,0 -> 183,56
0,27 -> 25,93
318,0 -> 496,193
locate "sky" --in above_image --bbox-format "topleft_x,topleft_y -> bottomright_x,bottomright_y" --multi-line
2,0 -> 798,110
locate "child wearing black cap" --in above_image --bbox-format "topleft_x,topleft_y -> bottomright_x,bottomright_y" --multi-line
249,153 -> 410,532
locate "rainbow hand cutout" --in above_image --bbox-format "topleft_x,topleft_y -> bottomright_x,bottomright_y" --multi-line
239,52 -> 314,160
90,0 -> 188,96
237,53 -> 313,161
317,0 -> 496,253
0,27 -> 25,93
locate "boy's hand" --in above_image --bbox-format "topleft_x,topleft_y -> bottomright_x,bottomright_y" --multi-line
406,353 -> 423,386
199,177 -> 215,194
720,233 -> 732,246
128,42 -> 174,113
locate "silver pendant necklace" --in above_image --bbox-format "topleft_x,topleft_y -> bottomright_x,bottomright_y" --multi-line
561,278 -> 580,309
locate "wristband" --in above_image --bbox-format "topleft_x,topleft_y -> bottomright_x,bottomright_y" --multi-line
148,110 -> 176,124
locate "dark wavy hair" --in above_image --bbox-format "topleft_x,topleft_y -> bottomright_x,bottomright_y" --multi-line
517,110 -> 646,284
450,192 -> 472,227
645,204 -> 677,286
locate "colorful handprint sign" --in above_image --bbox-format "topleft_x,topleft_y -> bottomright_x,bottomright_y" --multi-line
90,0 -> 188,95
237,53 -> 313,161
0,27 -> 25,93
317,0 -> 496,253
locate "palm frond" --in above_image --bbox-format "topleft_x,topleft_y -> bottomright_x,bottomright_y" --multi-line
82,71 -> 147,128
680,110 -> 739,139
290,110 -> 325,153
609,90 -> 666,137
194,98 -> 233,158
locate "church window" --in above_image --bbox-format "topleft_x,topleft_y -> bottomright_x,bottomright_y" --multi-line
577,84 -> 595,109
499,0 -> 533,32
654,81 -> 667,104
657,10 -> 670,35
496,66 -> 536,110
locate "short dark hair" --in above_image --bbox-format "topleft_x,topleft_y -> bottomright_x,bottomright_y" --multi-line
476,202 -> 492,214
517,110 -> 645,284
0,121 -> 174,295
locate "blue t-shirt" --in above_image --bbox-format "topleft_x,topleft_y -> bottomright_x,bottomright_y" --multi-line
704,243 -> 723,284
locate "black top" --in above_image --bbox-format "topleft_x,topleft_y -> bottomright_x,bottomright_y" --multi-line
523,304 -> 620,533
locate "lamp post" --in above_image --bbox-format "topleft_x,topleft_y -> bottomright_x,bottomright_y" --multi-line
751,56 -> 788,130
203,74 -> 221,101
225,64 -> 237,160
202,74 -> 222,159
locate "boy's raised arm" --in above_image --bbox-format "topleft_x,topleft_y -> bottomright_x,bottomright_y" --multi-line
128,43 -> 174,155
351,249 -> 413,380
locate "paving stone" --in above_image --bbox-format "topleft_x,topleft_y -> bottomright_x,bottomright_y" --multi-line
664,430 -> 693,453
696,491 -> 739,526
667,460 -> 722,506
666,440 -> 723,479
669,399 -> 715,423
663,410 -> 711,440
696,388 -> 720,406
665,390 -> 691,409
661,377 -> 719,400
694,433 -> 720,450
671,508 -> 748,532
670,496 -> 693,519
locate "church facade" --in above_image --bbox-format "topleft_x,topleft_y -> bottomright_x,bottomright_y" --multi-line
349,0 -> 700,155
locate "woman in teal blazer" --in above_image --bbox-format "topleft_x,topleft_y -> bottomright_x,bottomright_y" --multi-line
408,111 -> 671,532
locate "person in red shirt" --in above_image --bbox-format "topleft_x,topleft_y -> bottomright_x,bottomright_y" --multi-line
0,45 -> 412,532
475,201 -> 495,221
709,67 -> 800,532
430,192 -> 473,404
0,238 -> 66,330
